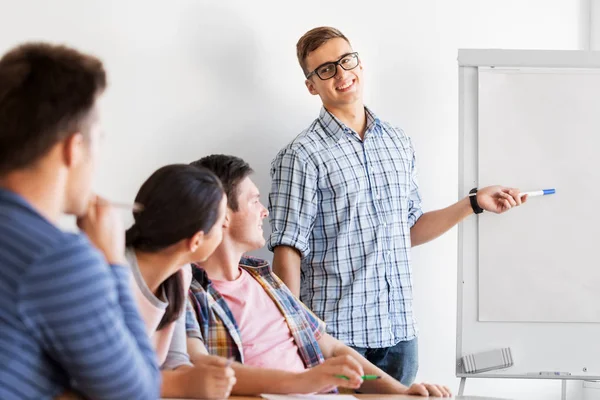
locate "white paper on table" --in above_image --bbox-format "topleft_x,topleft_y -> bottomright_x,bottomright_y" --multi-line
260,394 -> 358,400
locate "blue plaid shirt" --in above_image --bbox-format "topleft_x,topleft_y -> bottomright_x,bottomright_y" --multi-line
268,106 -> 422,348
185,257 -> 326,368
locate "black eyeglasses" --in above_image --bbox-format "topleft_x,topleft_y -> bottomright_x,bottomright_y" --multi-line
305,52 -> 360,80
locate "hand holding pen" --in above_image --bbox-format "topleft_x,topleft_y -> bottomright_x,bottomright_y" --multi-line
76,195 -> 130,265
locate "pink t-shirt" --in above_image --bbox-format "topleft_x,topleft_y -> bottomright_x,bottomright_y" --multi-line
211,268 -> 306,372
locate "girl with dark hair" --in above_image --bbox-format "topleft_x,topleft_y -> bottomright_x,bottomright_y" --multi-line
125,164 -> 235,399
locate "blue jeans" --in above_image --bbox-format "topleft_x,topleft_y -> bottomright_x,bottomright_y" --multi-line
351,338 -> 418,386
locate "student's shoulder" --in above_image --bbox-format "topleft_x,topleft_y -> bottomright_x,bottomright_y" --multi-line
378,118 -> 410,141
377,118 -> 416,155
16,232 -> 115,318
48,230 -> 101,257
0,208 -> 64,259
27,231 -> 108,279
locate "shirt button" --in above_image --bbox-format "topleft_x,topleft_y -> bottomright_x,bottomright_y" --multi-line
387,251 -> 392,256
382,222 -> 387,227
376,194 -> 381,200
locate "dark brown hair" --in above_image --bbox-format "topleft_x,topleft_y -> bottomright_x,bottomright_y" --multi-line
190,155 -> 253,212
296,27 -> 351,75
0,42 -> 106,175
126,164 -> 224,330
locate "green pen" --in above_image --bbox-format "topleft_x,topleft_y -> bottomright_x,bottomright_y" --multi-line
335,374 -> 381,380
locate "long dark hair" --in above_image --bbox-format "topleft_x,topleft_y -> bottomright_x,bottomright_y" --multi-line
126,164 -> 224,330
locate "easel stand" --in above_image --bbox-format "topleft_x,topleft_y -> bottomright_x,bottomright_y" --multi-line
457,373 -> 598,400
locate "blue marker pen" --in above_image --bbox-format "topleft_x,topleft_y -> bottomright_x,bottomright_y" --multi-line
520,188 -> 555,198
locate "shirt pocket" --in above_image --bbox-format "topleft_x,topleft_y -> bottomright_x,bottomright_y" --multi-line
316,156 -> 371,240
317,159 -> 363,206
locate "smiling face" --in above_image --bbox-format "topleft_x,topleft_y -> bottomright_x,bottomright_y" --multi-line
303,37 -> 364,110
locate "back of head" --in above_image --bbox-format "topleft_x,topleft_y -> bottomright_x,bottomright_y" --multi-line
126,164 -> 224,330
296,26 -> 350,75
0,42 -> 106,175
126,164 -> 224,251
190,154 -> 253,211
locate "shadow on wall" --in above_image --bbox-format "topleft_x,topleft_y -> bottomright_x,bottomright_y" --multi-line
162,3 -> 302,261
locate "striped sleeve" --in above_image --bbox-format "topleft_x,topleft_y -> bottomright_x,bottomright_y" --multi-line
17,235 -> 161,400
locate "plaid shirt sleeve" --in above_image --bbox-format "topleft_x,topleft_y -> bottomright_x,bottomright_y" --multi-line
185,295 -> 203,341
406,136 -> 423,228
268,148 -> 319,258
267,266 -> 327,343
298,300 -> 326,340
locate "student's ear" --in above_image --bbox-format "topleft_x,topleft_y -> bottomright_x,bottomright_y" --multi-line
188,230 -> 205,253
305,79 -> 319,96
222,209 -> 233,229
62,132 -> 85,168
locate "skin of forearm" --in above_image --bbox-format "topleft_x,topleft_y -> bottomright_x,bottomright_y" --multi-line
410,197 -> 472,247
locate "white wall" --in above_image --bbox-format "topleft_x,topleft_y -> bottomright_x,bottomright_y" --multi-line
0,1 -> 586,399
591,0 -> 600,49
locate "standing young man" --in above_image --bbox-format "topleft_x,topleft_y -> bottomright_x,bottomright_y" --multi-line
268,27 -> 525,385
0,43 -> 160,399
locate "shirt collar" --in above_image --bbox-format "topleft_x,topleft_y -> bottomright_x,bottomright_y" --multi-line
192,256 -> 272,289
318,106 -> 382,142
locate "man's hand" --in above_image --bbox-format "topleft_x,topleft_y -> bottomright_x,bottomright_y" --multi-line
404,382 -> 452,397
54,391 -> 82,400
184,355 -> 236,399
295,355 -> 365,394
76,195 -> 126,265
476,186 -> 527,214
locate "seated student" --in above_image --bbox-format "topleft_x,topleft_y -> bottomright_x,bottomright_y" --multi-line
0,43 -> 160,399
185,155 -> 452,397
125,164 -> 236,399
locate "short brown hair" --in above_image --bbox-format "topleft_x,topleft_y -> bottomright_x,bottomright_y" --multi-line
190,154 -> 253,212
0,42 -> 106,175
296,27 -> 350,75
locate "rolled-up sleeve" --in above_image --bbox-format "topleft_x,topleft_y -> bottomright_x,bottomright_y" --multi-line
407,138 -> 423,228
268,148 -> 318,258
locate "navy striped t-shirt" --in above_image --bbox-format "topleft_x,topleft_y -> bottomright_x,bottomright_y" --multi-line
0,188 -> 161,400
